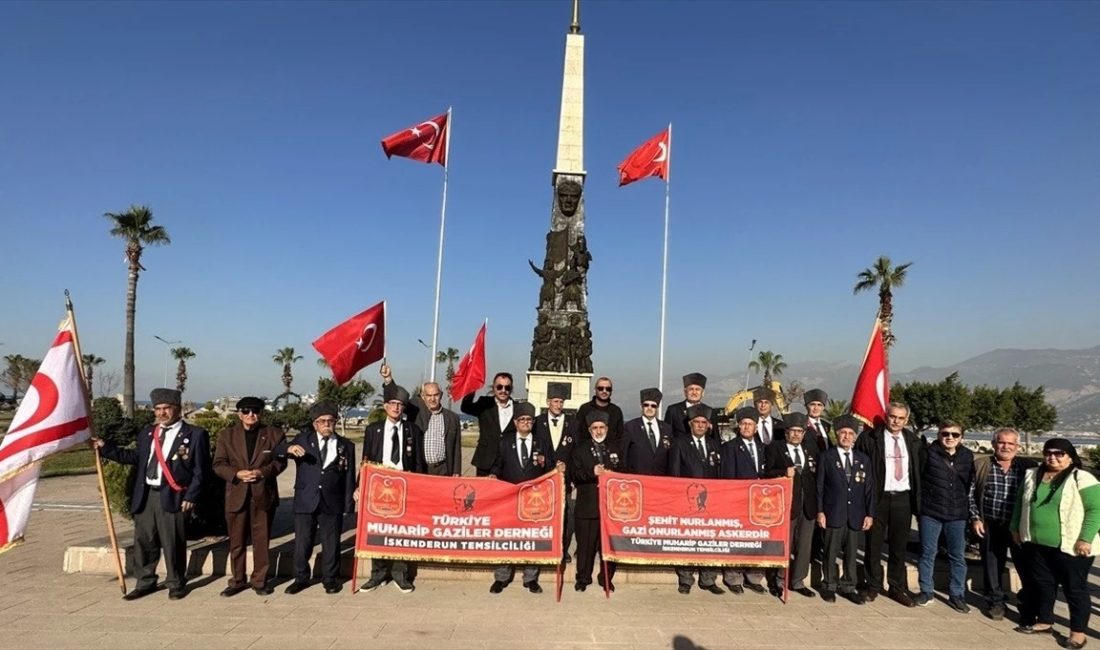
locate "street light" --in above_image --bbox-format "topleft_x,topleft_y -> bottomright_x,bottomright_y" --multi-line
154,335 -> 181,387
743,339 -> 757,392
417,338 -> 432,386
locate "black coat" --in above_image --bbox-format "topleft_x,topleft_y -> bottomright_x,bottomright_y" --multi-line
755,415 -> 787,447
817,447 -> 876,530
806,417 -> 833,452
461,394 -> 516,471
533,411 -> 579,464
619,417 -> 673,476
274,431 -> 357,515
571,437 -> 622,519
491,431 -> 556,484
663,400 -> 720,440
576,399 -> 625,448
100,422 -> 210,515
855,425 -> 926,512
763,440 -> 819,520
721,436 -> 767,479
668,435 -> 721,479
363,419 -> 426,474
919,442 -> 975,521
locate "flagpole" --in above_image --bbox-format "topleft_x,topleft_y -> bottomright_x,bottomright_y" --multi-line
657,123 -> 672,395
429,107 -> 453,383
65,290 -> 127,595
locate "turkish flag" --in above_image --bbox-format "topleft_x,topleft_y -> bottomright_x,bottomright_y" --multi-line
380,111 -> 449,166
618,128 -> 670,186
312,301 -> 386,385
449,322 -> 486,403
851,318 -> 889,428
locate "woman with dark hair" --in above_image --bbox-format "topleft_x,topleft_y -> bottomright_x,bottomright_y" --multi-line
1011,438 -> 1100,648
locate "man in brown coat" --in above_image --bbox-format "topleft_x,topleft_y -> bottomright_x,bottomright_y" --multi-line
212,396 -> 287,596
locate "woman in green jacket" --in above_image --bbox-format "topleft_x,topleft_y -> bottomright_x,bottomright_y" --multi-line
1011,438 -> 1100,649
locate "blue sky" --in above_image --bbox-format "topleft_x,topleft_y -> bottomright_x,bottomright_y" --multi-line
2,1 -> 1098,403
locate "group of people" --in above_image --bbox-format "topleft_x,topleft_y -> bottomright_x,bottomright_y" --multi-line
92,370 -> 1098,649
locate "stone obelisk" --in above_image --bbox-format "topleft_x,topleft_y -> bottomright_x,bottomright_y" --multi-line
526,0 -> 593,412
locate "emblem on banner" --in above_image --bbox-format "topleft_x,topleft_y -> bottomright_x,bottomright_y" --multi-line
517,478 -> 556,522
605,478 -> 643,522
748,484 -> 785,527
367,474 -> 407,519
453,483 -> 477,512
686,483 -> 709,513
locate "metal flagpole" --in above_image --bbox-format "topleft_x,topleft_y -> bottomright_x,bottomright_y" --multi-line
657,123 -> 672,395
429,107 -> 453,383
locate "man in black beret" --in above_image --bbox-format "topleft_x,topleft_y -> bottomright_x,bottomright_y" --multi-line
621,388 -> 673,475
668,405 -> 724,594
817,414 -> 875,604
664,373 -> 720,441
571,410 -> 621,592
754,387 -> 786,446
804,389 -> 832,451
212,397 -> 286,596
762,412 -> 819,598
277,400 -> 357,594
92,388 -> 211,601
534,382 -> 579,563
577,376 -> 625,448
720,407 -> 768,594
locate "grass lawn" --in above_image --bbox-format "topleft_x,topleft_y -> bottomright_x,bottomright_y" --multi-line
42,447 -> 97,477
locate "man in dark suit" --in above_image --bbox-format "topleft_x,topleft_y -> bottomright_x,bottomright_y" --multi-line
817,414 -> 875,604
461,372 -> 517,476
212,396 -> 286,597
533,383 -> 578,562
664,372 -> 719,440
276,401 -> 357,595
576,377 -> 625,448
720,407 -> 767,594
381,364 -> 461,476
490,402 -> 559,594
855,401 -> 925,607
753,387 -> 786,447
620,388 -> 673,476
762,412 -> 818,598
571,410 -> 621,592
93,388 -> 210,601
668,405 -> 724,595
361,383 -> 426,593
804,389 -> 833,452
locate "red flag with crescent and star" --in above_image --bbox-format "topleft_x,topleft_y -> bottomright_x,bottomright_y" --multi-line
851,318 -> 890,428
380,111 -> 449,166
313,301 -> 387,385
449,322 -> 487,403
618,128 -> 670,186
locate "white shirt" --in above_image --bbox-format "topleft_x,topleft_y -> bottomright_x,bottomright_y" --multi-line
747,440 -> 760,469
497,400 -> 514,431
146,420 -> 181,486
883,431 -> 911,492
786,443 -> 802,469
515,433 -> 533,466
642,417 -> 660,443
548,412 -> 565,448
382,419 -> 405,471
811,418 -> 829,449
316,433 -> 336,469
692,436 -> 708,457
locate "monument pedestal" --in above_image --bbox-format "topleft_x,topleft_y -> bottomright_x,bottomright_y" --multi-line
525,370 -> 592,414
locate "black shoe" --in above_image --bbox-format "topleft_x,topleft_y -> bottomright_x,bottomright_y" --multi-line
284,581 -> 309,595
988,603 -> 1005,621
1063,638 -> 1088,649
490,580 -> 507,594
525,581 -> 542,594
167,588 -> 187,601
862,587 -> 879,602
701,584 -> 725,595
220,584 -> 247,598
122,586 -> 157,601
596,576 -> 615,592
575,582 -> 587,592
744,582 -> 767,594
1014,625 -> 1055,635
843,590 -> 866,605
252,584 -> 274,596
324,583 -> 342,594
394,579 -> 415,594
360,577 -> 386,593
562,553 -> 572,564
821,589 -> 837,603
793,587 -> 816,598
947,595 -> 970,614
887,587 -> 916,608
678,584 -> 691,595
730,585 -> 744,594
768,584 -> 784,598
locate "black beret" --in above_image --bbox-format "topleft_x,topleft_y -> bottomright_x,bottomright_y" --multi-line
832,414 -> 861,434
803,389 -> 828,406
585,410 -> 609,427
383,383 -> 410,404
640,388 -> 663,404
784,412 -> 809,429
686,404 -> 713,421
236,396 -> 264,412
513,402 -> 536,421
149,388 -> 181,407
309,401 -> 338,420
547,384 -> 570,401
682,373 -> 707,389
734,407 -> 759,423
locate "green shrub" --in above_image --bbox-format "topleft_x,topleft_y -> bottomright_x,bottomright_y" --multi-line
102,452 -> 135,520
1085,445 -> 1100,470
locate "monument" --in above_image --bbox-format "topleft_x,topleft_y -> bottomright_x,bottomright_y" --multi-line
526,0 -> 594,412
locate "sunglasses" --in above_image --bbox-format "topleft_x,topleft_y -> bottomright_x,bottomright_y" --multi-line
939,431 -> 962,439
1044,450 -> 1067,458
596,386 -> 613,393
495,384 -> 513,392
641,402 -> 658,408
238,408 -> 260,415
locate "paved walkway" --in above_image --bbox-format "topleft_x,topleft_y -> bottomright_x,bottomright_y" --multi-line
3,470 -> 1098,649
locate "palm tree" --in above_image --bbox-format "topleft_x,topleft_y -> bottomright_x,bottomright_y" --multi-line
853,255 -> 913,354
171,347 -> 196,395
748,350 -> 787,388
2,354 -> 27,400
273,347 -> 303,395
81,354 -> 105,394
825,399 -> 849,421
105,205 -> 171,416
317,358 -> 329,369
435,347 -> 460,405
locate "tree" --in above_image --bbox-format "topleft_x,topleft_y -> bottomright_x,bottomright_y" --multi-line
81,354 -> 105,396
317,377 -> 375,434
748,350 -> 787,387
2,354 -> 31,400
853,255 -> 913,355
96,368 -> 121,399
171,347 -> 196,395
825,399 -> 849,420
780,380 -> 804,414
105,205 -> 171,416
1001,381 -> 1057,453
273,347 -> 303,401
435,347 -> 460,405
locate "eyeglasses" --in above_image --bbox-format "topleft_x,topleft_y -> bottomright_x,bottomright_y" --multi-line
596,386 -> 613,393
1044,450 -> 1067,458
495,384 -> 513,392
939,431 -> 962,439
641,402 -> 658,408
238,408 -> 260,415
422,393 -> 442,398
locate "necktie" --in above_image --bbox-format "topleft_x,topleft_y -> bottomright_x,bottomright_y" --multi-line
390,425 -> 400,465
749,443 -> 758,470
844,452 -> 852,482
147,426 -> 164,480
551,417 -> 559,428
646,421 -> 657,451
696,439 -> 705,459
320,437 -> 330,466
762,420 -> 770,445
893,436 -> 904,481
520,437 -> 529,467
793,446 -> 803,471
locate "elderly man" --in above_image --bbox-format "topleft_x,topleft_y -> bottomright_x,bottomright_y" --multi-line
277,401 -> 357,595
664,372 -> 719,440
93,388 -> 210,601
969,427 -> 1037,620
381,364 -> 461,476
753,387 -> 786,447
362,383 -> 426,593
621,388 -> 673,476
855,401 -> 926,606
462,371 -> 517,476
804,389 -> 832,451
577,377 -> 625,448
534,383 -> 578,562
212,397 -> 286,597
669,405 -> 724,594
720,407 -> 768,594
763,412 -> 818,598
817,415 -> 875,604
571,410 -> 622,592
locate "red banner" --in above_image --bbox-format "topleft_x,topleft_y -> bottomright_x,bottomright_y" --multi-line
355,465 -> 565,564
599,472 -> 791,567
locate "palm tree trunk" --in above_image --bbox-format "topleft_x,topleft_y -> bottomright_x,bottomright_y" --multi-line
176,360 -> 187,394
879,289 -> 894,362
123,266 -> 139,417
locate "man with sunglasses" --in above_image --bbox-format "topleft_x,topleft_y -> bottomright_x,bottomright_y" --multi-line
212,397 -> 287,597
664,373 -> 719,441
914,420 -> 976,612
620,388 -> 673,476
462,372 -> 518,477
576,377 -> 625,448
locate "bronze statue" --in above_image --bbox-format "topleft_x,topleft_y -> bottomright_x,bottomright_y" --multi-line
555,180 -> 582,218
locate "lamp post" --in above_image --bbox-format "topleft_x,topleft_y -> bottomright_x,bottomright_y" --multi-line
417,338 -> 432,387
154,335 -> 181,387
743,338 -> 757,392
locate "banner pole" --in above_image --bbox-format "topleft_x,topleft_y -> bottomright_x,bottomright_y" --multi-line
351,464 -> 368,593
555,561 -> 564,603
428,107 -> 453,383
66,290 -> 127,594
657,123 -> 672,393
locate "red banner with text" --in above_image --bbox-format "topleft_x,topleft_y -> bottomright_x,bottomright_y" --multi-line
599,472 -> 791,567
355,465 -> 565,564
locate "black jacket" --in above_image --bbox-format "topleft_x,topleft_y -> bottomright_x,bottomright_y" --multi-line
855,426 -> 926,512
571,437 -> 622,519
363,419 -> 426,474
668,435 -> 721,479
100,422 -> 210,515
461,394 -> 516,471
576,399 -> 625,448
763,439 -> 819,520
721,436 -> 767,479
919,442 -> 975,522
533,411 -> 578,464
663,400 -> 720,441
274,430 -> 357,515
619,417 -> 673,476
491,431 -> 556,484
